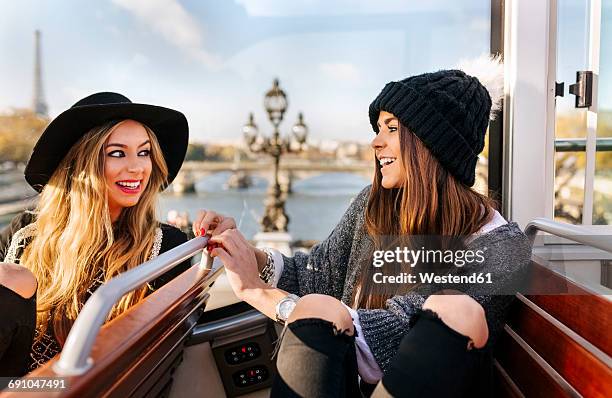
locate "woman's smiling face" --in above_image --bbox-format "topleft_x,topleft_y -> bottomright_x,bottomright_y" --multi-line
371,111 -> 403,188
103,120 -> 152,220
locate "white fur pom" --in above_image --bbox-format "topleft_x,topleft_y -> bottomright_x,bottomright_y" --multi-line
456,54 -> 504,120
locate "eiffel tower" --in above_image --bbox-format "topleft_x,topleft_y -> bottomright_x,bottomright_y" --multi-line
32,30 -> 48,117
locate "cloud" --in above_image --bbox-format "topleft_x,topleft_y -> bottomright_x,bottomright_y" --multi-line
319,63 -> 361,83
108,53 -> 150,83
111,0 -> 222,68
468,17 -> 490,33
235,0 -> 482,16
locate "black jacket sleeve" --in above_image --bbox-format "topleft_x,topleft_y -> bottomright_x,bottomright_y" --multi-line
0,212 -> 35,262
149,223 -> 192,291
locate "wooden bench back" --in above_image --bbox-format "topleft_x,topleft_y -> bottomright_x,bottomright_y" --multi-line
3,260 -> 610,397
494,261 -> 612,398
1,264 -> 222,398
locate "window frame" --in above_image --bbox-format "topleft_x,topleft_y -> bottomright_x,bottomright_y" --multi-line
502,0 -> 610,229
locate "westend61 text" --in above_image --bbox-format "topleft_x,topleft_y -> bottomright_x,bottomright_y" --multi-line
373,272 -> 493,284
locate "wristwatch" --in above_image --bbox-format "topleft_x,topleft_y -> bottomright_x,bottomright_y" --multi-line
275,294 -> 300,324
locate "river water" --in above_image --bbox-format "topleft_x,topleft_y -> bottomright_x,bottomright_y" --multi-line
158,172 -> 370,241
0,172 -> 371,237
0,172 -> 370,310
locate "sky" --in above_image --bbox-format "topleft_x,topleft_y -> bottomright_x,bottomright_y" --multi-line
0,0 -> 609,143
0,0 -> 491,143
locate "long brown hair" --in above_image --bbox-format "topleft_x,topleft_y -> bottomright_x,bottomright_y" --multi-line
21,120 -> 169,344
355,124 -> 495,309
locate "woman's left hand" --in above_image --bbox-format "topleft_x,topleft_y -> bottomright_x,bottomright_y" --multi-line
208,229 -> 265,299
192,209 -> 236,238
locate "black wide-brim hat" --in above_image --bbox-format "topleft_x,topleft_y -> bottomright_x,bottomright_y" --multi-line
25,92 -> 189,192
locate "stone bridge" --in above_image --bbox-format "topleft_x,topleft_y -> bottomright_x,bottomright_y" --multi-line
173,159 -> 373,193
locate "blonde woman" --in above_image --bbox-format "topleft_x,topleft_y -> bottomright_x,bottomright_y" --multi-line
0,92 -> 190,376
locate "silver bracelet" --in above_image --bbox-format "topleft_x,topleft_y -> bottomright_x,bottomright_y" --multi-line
258,248 -> 275,285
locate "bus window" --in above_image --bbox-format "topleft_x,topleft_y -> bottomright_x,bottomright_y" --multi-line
553,0 -> 611,226
593,3 -> 612,226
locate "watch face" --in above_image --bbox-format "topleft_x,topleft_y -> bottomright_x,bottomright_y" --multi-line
279,299 -> 297,320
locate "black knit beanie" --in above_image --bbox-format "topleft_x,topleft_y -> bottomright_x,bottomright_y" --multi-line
369,69 -> 492,187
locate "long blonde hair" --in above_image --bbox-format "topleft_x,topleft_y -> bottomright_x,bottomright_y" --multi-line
21,120 -> 169,344
356,124 -> 495,309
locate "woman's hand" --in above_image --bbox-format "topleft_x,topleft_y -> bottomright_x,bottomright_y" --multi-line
192,209 -> 269,272
208,230 -> 289,320
208,229 -> 265,299
192,209 -> 236,237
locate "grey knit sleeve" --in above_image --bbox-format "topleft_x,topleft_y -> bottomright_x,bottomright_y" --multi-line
357,224 -> 532,374
357,294 -> 425,373
277,185 -> 371,299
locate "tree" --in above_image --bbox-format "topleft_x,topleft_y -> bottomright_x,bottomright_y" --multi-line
0,109 -> 49,164
185,143 -> 206,161
554,110 -> 612,224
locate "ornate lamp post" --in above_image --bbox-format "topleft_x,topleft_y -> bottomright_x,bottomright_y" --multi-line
243,78 -> 309,232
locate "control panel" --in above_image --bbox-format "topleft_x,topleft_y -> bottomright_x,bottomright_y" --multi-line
224,342 -> 261,365
232,366 -> 269,387
211,320 -> 278,397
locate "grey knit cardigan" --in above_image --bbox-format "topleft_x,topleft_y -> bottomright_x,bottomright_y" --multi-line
278,185 -> 532,373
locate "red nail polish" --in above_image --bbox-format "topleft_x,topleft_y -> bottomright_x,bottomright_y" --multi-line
200,228 -> 206,236
207,242 -> 221,252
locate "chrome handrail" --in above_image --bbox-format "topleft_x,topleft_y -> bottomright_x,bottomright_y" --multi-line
188,310 -> 268,346
525,217 -> 612,254
53,236 -> 213,376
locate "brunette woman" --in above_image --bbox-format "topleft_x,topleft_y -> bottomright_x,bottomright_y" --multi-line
194,56 -> 531,397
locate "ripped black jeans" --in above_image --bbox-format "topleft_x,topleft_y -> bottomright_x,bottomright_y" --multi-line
271,310 -> 492,398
